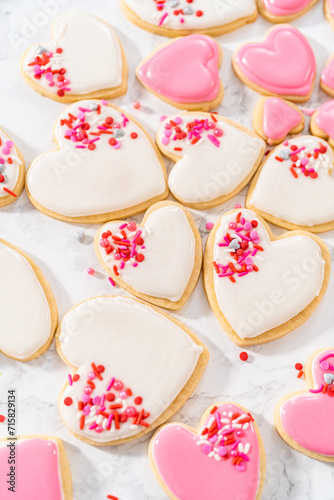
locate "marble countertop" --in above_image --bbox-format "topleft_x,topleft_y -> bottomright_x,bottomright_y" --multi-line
0,0 -> 334,498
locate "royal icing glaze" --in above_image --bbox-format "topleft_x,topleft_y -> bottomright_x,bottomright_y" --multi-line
26,100 -> 167,218
212,209 -> 325,339
59,296 -> 203,443
0,241 -> 52,360
137,35 -> 221,104
151,404 -> 261,500
321,56 -> 334,92
0,438 -> 64,499
262,98 -> 302,142
249,136 -> 334,226
123,0 -> 256,30
0,129 -> 22,198
234,26 -> 316,98
22,11 -> 123,97
279,350 -> 334,457
263,0 -> 315,16
330,0 -> 334,18
158,113 -> 264,204
97,205 -> 196,302
314,100 -> 334,141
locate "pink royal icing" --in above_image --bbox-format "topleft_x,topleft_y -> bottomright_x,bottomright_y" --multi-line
151,403 -> 261,500
280,350 -> 334,456
0,438 -> 64,499
263,98 -> 302,141
264,0 -> 314,16
321,57 -> 334,91
315,100 -> 334,140
234,26 -> 316,97
137,35 -> 220,104
330,0 -> 334,17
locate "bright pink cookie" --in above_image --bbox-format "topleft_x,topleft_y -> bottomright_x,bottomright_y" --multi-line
233,25 -> 316,103
310,100 -> 334,147
258,0 -> 319,22
150,402 -> 266,500
321,55 -> 334,97
136,35 -> 223,111
276,349 -> 334,462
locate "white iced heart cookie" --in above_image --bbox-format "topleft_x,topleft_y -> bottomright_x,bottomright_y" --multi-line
120,0 -> 257,37
56,296 -> 209,446
203,209 -> 330,346
157,113 -> 265,208
247,135 -> 334,232
95,202 -> 202,310
26,100 -> 168,223
0,128 -> 25,207
21,10 -> 127,103
0,239 -> 58,361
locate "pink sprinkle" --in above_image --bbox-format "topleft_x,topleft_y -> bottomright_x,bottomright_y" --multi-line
101,99 -> 108,106
159,12 -> 168,25
88,137 -> 100,144
238,452 -> 250,461
174,117 -> 182,124
132,262 -> 138,268
238,271 -> 249,277
218,272 -> 234,277
320,360 -> 330,370
160,115 -> 167,122
119,223 -> 127,229
89,423 -> 97,430
106,414 -> 114,430
206,222 -> 214,230
162,137 -> 169,146
75,145 -> 86,149
283,140 -> 289,146
207,134 -> 220,147
120,261 -> 125,270
82,394 -> 90,403
106,377 -> 115,391
68,374 -> 73,386
83,405 -> 91,415
231,439 -> 241,450
113,142 -> 121,149
98,126 -> 107,130
309,385 -> 324,393
215,411 -> 222,430
87,268 -> 95,276
180,17 -> 184,23
202,444 -> 213,455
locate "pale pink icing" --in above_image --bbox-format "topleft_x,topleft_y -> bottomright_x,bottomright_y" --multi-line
321,57 -> 334,90
137,35 -> 220,104
315,100 -> 334,140
280,350 -> 334,456
234,26 -> 316,97
0,438 -> 64,499
151,403 -> 261,500
263,97 -> 302,140
264,0 -> 314,16
330,0 -> 334,17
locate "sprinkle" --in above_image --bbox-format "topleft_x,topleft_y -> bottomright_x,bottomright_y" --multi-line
87,268 -> 95,276
239,352 -> 248,362
206,222 -> 214,230
3,187 -> 17,197
132,100 -> 141,110
295,363 -> 303,370
159,12 -> 168,25
68,374 -> 73,386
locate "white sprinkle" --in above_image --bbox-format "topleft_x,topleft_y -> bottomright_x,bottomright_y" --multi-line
214,454 -> 221,461
244,443 -> 250,454
243,422 -> 249,430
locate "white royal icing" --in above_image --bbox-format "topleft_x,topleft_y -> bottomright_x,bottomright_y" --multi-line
26,100 -> 167,217
158,113 -> 264,204
249,136 -> 334,226
59,296 -> 203,442
0,130 -> 21,198
123,0 -> 256,30
22,10 -> 123,96
97,205 -> 196,302
213,209 -> 325,339
0,242 -> 52,359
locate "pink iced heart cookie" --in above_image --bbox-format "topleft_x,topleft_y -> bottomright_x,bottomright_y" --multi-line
95,202 -> 202,310
276,349 -> 334,462
136,35 -> 223,111
325,0 -> 334,29
247,135 -> 334,232
253,97 -> 304,145
203,208 -> 330,346
150,402 -> 266,500
21,10 -> 127,103
320,55 -> 334,97
310,100 -> 334,148
0,436 -> 72,499
233,25 -> 316,103
26,100 -> 168,223
258,0 -> 319,22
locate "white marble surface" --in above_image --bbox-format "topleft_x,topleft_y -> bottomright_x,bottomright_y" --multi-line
0,0 -> 334,498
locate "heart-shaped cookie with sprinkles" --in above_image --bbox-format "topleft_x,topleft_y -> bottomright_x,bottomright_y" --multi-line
149,402 -> 266,500
0,127 -> 25,207
56,296 -> 209,446
26,100 -> 168,223
156,112 -> 265,209
203,208 -> 330,346
21,10 -> 127,103
95,201 -> 202,310
247,135 -> 334,232
275,348 -> 334,462
136,34 -> 223,111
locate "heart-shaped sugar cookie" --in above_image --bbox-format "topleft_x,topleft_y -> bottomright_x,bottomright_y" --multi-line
253,97 -> 304,145
26,100 -> 168,223
136,35 -> 223,111
203,209 -> 330,346
157,112 -> 265,208
56,296 -> 209,446
247,135 -> 334,232
258,0 -> 319,22
0,239 -> 57,361
95,202 -> 202,310
233,25 -> 316,102
0,127 -> 25,207
310,100 -> 334,148
320,54 -> 334,97
0,436 -> 72,499
21,10 -> 127,103
275,348 -> 334,462
120,0 -> 257,37
150,402 -> 266,500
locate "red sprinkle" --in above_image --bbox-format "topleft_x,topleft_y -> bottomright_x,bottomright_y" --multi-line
239,352 -> 248,362
0,415 -> 5,423
295,363 -> 303,371
64,397 -> 73,406
134,396 -> 142,405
